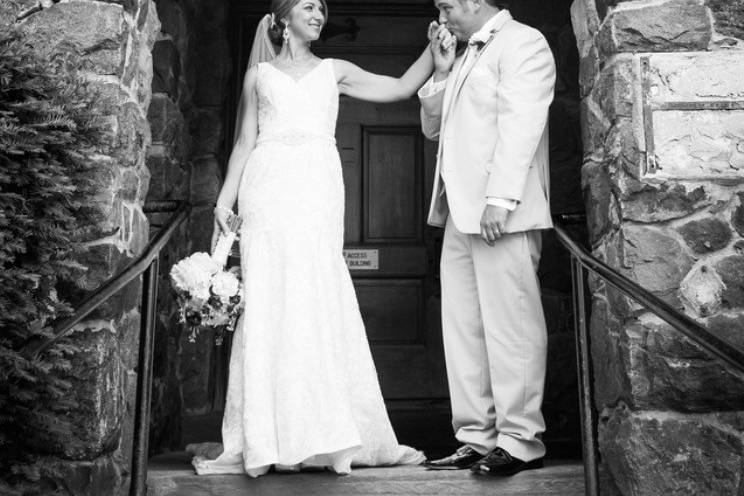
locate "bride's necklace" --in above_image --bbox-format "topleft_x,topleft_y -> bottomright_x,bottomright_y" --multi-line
275,56 -> 317,76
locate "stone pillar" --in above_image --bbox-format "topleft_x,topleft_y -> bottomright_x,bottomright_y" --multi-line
17,0 -> 159,494
572,0 -> 744,494
145,0 -> 231,452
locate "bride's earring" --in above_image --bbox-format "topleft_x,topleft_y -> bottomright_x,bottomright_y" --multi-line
283,26 -> 290,42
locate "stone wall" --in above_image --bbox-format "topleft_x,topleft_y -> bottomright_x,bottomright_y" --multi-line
572,0 -> 744,494
145,0 -> 232,454
14,0 -> 159,494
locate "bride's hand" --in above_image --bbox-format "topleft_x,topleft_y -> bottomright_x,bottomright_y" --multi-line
211,207 -> 231,252
428,22 -> 455,74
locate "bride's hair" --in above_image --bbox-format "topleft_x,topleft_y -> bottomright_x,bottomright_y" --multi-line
268,0 -> 329,45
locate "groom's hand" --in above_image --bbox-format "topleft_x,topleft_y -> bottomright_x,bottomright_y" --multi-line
480,205 -> 508,246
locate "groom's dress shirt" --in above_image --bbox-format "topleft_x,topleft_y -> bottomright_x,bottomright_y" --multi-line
420,11 -> 517,212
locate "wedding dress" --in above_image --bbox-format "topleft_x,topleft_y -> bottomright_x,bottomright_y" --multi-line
190,58 -> 425,477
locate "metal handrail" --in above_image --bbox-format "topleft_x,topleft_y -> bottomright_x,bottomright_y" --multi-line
553,221 -> 744,496
22,202 -> 190,359
20,201 -> 190,496
554,225 -> 744,373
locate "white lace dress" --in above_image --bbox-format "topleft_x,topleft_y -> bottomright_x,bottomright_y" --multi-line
190,59 -> 425,478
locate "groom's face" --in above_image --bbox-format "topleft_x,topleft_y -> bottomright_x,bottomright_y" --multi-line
434,0 -> 478,41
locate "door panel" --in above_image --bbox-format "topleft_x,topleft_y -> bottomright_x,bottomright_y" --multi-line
334,96 -> 446,400
364,127 -> 423,243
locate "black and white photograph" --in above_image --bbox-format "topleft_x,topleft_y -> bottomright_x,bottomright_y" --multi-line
1,0 -> 743,494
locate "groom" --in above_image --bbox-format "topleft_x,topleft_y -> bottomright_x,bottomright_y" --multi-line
419,0 -> 555,476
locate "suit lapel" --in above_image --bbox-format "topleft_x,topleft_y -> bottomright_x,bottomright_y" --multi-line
440,55 -> 465,129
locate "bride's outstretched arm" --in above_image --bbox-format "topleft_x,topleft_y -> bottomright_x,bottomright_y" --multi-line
333,23 -> 454,103
333,47 -> 433,103
213,66 -> 259,234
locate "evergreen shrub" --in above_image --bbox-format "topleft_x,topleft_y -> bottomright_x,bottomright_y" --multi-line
0,16 -> 107,494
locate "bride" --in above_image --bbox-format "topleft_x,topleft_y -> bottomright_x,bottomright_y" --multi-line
189,0 -> 454,478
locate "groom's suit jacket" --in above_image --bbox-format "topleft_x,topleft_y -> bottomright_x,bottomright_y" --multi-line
420,11 -> 556,235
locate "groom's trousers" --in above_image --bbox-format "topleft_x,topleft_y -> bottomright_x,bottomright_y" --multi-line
440,215 -> 547,462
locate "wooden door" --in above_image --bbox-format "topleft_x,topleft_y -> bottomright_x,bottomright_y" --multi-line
226,2 -> 453,452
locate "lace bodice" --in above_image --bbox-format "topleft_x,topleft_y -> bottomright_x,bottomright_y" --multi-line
256,59 -> 338,145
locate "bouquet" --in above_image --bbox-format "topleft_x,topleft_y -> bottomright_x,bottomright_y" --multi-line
170,212 -> 243,345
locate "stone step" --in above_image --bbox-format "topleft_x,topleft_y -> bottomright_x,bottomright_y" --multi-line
148,452 -> 589,496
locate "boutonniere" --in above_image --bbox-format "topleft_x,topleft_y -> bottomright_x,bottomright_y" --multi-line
468,29 -> 497,51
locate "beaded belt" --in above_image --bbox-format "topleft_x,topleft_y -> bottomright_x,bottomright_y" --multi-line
256,132 -> 336,146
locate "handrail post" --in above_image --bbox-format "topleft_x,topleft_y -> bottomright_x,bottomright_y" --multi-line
571,256 -> 600,496
130,257 -> 160,496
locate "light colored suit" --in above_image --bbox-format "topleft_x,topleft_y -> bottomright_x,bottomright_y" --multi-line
419,10 -> 555,462
420,11 -> 554,235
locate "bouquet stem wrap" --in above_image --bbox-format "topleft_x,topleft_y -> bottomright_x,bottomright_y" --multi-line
212,212 -> 242,268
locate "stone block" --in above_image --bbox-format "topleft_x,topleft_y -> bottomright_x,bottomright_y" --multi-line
653,110 -> 744,180
190,107 -> 224,157
680,264 -> 725,317
137,43 -> 155,109
707,0 -> 744,41
137,0 -> 150,29
589,295 -> 631,410
582,159 -> 617,244
124,204 -> 150,256
590,56 -> 635,122
99,0 -> 140,14
122,29 -> 142,90
77,242 -> 133,292
707,312 -> 744,349
622,225 -> 694,303
117,309 -> 142,371
37,453 -> 123,496
570,0 -> 600,58
25,1 -> 129,76
190,157 -> 222,206
148,94 -> 185,152
678,217 -> 732,253
645,51 -> 744,103
145,154 -> 189,202
141,0 -> 161,51
597,0 -> 712,56
625,316 -> 744,411
35,327 -> 123,460
579,45 -> 600,98
716,255 -> 744,309
600,406 -> 744,495
152,40 -> 181,99
120,369 -> 138,479
155,0 -> 188,41
117,101 -> 150,169
120,165 -> 150,203
733,192 -> 744,237
620,181 -> 711,223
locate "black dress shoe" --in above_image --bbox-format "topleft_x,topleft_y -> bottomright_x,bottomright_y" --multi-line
470,447 -> 543,476
424,446 -> 484,470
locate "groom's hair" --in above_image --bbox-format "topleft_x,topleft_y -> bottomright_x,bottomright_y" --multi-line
483,0 -> 511,8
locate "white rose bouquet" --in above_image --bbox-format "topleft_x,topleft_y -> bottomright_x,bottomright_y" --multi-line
170,212 -> 243,345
